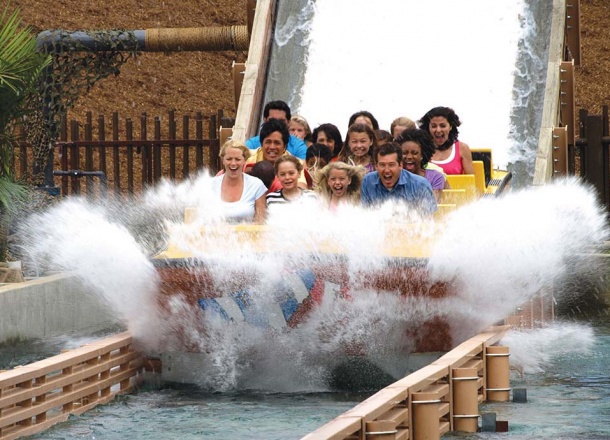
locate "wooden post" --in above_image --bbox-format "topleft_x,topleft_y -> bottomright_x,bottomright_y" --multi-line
196,111 -> 204,170
485,346 -> 510,402
411,391 -> 441,440
141,112 -> 150,185
183,115 -> 190,178
232,62 -> 246,109
70,120 -> 80,195
112,112 -> 121,193
126,118 -> 134,195
169,110 -> 176,180
582,114 -> 609,207
452,368 -> 479,432
560,61 -> 575,146
154,116 -> 162,182
85,112 -> 94,199
565,0 -> 581,65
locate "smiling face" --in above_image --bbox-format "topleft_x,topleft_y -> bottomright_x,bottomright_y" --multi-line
401,141 -> 423,174
376,152 -> 402,189
348,132 -> 372,158
429,116 -> 452,148
261,131 -> 286,163
276,161 -> 300,191
222,147 -> 246,176
327,168 -> 351,198
316,131 -> 335,153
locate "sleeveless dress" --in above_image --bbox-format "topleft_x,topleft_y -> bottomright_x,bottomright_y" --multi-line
431,140 -> 463,175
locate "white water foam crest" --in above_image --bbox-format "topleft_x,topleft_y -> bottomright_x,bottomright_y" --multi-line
502,322 -> 595,373
21,199 -> 163,349
428,178 -> 608,342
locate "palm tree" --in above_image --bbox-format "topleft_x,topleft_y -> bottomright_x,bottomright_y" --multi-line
0,7 -> 50,261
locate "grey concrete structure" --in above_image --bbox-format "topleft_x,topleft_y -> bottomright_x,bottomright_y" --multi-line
0,273 -> 121,343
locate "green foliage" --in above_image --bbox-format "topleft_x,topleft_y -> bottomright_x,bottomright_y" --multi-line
0,7 -> 50,169
0,6 -> 50,261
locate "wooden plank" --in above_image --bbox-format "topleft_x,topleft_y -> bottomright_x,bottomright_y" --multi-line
533,0 -> 566,185
0,365 -> 141,428
379,406 -> 408,426
0,333 -> 133,387
0,379 -> 130,440
343,386 -> 409,422
232,0 -> 277,141
300,415 -> 362,440
0,352 -> 142,407
565,0 -> 581,65
390,364 -> 449,392
552,126 -> 568,176
560,60 -> 575,145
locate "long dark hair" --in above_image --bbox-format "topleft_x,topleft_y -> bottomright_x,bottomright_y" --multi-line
418,106 -> 461,151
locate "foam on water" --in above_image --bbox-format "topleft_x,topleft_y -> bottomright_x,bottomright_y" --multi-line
19,174 -> 608,392
502,322 -> 595,374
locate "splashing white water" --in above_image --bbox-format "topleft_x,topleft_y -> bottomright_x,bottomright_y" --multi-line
502,322 -> 595,373
20,176 -> 608,391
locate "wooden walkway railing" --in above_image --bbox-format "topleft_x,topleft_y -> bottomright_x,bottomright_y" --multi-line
0,332 -> 144,440
301,326 -> 510,440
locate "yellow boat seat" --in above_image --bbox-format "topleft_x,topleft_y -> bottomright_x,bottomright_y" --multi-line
472,160 -> 486,195
445,175 -> 477,201
440,189 -> 470,206
435,203 -> 457,218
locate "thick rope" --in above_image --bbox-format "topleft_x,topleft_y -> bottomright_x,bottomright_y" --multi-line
145,26 -> 249,52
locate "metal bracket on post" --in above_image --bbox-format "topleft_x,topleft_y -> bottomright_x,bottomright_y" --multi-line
565,0 -> 581,65
560,61 -> 575,146
552,126 -> 568,176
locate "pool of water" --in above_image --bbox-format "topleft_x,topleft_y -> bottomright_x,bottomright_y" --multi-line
29,389 -> 364,440
448,318 -> 610,439
21,319 -> 609,440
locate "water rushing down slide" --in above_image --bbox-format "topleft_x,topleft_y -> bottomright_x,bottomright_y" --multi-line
265,0 -> 553,178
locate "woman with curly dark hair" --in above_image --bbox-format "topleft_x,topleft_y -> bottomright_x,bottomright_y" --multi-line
418,106 -> 474,175
395,128 -> 448,202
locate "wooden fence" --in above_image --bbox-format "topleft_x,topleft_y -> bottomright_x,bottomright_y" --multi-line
15,110 -> 226,198
0,332 -> 144,440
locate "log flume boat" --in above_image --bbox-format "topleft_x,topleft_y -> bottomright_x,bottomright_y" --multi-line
150,162 -> 510,389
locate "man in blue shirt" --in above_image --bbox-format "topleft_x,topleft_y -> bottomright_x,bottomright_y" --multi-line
245,100 -> 307,159
361,142 -> 437,215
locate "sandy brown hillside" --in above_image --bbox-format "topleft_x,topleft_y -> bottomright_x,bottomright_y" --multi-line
14,0 -> 248,122
12,0 -> 610,128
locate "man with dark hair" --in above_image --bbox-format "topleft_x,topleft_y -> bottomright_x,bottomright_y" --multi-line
245,100 -> 307,159
361,142 -> 436,215
245,119 -> 308,189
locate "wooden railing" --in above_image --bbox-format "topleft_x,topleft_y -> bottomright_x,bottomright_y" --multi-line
0,332 -> 144,440
302,326 -> 509,440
